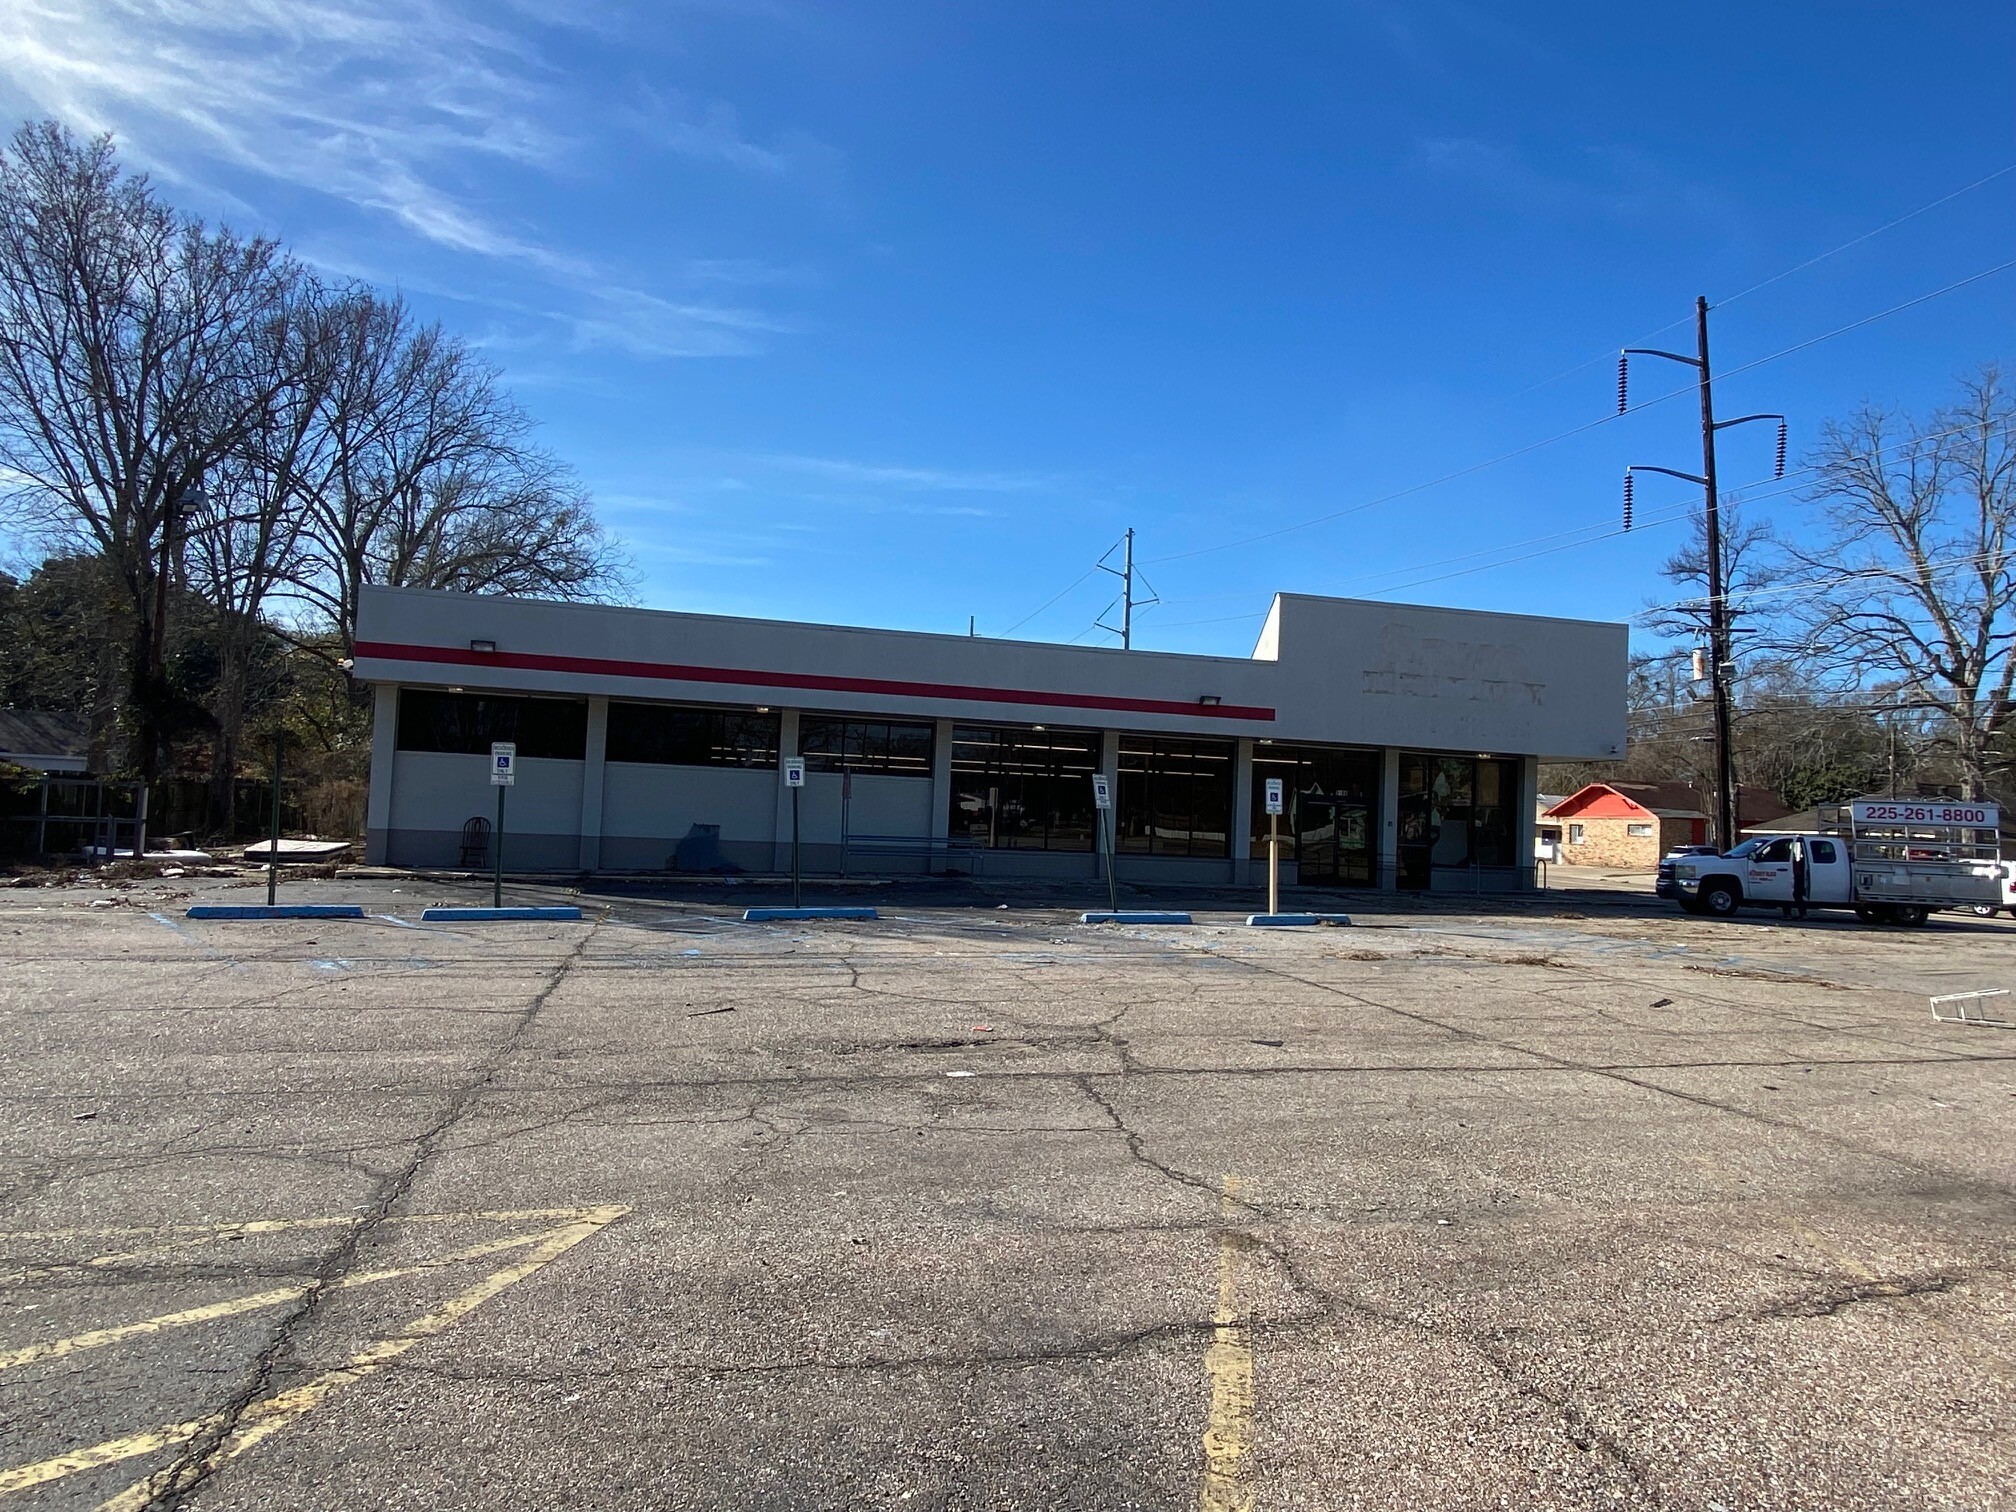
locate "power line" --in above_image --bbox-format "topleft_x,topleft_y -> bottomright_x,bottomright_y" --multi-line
1144,254 -> 2016,570
1711,256 -> 2016,388
1646,544 -> 2016,622
1477,162 -> 2016,411
1715,162 -> 2016,310
998,564 -> 1099,637
1154,411 -> 1996,628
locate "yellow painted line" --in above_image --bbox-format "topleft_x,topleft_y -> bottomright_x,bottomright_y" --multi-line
0,1413 -> 216,1497
0,1207 -> 609,1248
1200,1176 -> 1256,1512
0,1228 -> 561,1372
0,1205 -> 628,1505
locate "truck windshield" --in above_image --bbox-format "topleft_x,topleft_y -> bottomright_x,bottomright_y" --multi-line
1723,838 -> 1767,859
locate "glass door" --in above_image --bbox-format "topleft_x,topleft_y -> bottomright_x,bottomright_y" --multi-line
1292,749 -> 1379,886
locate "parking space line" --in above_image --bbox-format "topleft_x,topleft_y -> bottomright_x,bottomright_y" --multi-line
0,1229 -> 561,1371
0,1205 -> 628,1506
1,1206 -> 613,1248
1200,1175 -> 1256,1512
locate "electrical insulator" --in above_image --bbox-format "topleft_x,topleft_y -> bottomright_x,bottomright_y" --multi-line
1621,471 -> 1633,531
1616,354 -> 1629,414
1774,419 -> 1788,480
1691,648 -> 1706,682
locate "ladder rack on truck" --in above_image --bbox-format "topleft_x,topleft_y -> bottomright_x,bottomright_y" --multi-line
1823,799 -> 2005,915
1666,796 -> 2008,925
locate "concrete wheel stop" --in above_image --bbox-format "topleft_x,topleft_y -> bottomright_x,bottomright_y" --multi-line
1081,910 -> 1194,925
1246,912 -> 1352,927
420,906 -> 584,922
743,906 -> 879,921
185,904 -> 367,920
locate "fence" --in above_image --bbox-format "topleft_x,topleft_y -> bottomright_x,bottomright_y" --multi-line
0,771 -> 365,859
0,775 -> 147,859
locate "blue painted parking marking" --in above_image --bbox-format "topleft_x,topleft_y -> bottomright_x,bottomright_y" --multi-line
742,907 -> 879,921
185,905 -> 366,920
418,907 -> 584,922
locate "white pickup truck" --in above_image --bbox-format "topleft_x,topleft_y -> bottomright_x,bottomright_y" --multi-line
1669,799 -> 2009,926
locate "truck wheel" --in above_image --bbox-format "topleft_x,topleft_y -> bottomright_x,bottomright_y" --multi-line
1891,904 -> 1929,927
1854,906 -> 1878,925
1699,880 -> 1740,918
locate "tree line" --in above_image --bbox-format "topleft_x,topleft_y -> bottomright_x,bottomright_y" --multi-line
0,121 -> 626,831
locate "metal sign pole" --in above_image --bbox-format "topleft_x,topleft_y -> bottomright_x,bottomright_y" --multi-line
779,754 -> 807,910
1269,810 -> 1279,918
840,770 -> 851,878
1104,807 -> 1118,913
489,740 -> 516,909
1262,776 -> 1285,918
1092,772 -> 1118,913
494,781 -> 506,909
267,730 -> 285,907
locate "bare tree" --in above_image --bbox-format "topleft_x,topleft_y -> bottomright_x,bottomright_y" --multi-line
1641,497 -> 1783,663
284,290 -> 626,655
0,121 -> 298,779
1790,368 -> 2016,799
183,282 -> 337,826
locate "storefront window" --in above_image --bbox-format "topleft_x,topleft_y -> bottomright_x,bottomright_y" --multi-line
948,725 -> 1098,851
799,716 -> 934,776
606,703 -> 779,767
396,689 -> 587,759
1398,753 -> 1520,877
1250,745 -> 1379,885
1117,737 -> 1233,857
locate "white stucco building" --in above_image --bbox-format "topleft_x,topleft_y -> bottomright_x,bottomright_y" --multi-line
353,585 -> 1627,892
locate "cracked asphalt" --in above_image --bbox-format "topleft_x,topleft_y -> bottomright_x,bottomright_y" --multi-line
2,875 -> 2014,1510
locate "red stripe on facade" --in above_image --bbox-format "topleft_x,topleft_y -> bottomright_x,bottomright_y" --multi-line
353,641 -> 1278,723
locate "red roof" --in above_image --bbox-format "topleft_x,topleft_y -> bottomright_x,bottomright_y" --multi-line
1543,781 -> 1697,820
1543,780 -> 1790,827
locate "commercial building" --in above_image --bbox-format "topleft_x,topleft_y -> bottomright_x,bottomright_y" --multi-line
353,585 -> 1627,892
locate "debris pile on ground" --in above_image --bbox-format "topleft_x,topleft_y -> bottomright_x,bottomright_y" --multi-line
4,858 -> 246,888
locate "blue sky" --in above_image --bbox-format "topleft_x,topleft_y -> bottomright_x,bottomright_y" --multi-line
3,1 -> 2012,655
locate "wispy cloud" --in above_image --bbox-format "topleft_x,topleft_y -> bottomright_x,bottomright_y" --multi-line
566,286 -> 798,359
636,90 -> 791,176
749,454 -> 1054,493
1414,137 -> 1737,230
0,0 -> 575,259
0,0 -> 815,358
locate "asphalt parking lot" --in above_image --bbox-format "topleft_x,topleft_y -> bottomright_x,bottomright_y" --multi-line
2,874 -> 2013,1510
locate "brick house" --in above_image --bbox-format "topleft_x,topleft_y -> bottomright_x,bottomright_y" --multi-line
1544,781 -> 1792,868
1542,782 -> 1711,868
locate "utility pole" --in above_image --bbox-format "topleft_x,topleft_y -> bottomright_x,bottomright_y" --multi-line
1096,528 -> 1159,650
1693,298 -> 1739,857
1620,298 -> 1787,851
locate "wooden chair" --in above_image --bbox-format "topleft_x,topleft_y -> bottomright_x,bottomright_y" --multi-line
458,816 -> 490,867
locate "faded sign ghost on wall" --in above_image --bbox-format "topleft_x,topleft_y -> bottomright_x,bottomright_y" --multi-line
1360,622 -> 1545,706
